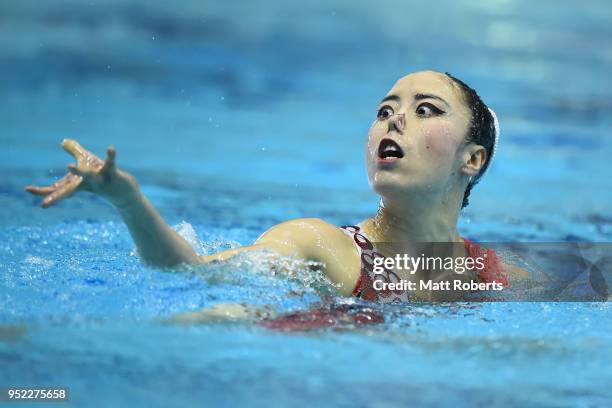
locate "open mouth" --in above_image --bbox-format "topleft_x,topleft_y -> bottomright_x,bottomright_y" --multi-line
377,138 -> 404,162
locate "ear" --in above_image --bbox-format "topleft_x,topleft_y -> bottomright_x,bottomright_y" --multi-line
460,144 -> 487,177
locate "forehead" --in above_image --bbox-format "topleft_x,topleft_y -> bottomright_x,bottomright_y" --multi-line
386,71 -> 465,108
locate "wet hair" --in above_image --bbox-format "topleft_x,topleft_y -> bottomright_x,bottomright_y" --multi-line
444,72 -> 496,209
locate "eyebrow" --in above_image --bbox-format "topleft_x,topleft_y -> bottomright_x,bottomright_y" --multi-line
414,93 -> 449,106
380,94 -> 401,104
379,93 -> 449,106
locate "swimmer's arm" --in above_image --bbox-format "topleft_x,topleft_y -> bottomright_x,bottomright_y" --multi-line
163,303 -> 276,324
107,188 -> 356,273
25,141 -> 360,279
114,188 -> 201,267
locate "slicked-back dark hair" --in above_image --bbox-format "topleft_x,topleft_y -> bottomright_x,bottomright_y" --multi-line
444,72 -> 497,209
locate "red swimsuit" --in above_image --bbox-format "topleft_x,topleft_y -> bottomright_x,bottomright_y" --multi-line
340,224 -> 509,302
259,225 -> 509,331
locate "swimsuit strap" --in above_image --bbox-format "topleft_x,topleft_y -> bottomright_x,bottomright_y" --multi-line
339,225 -> 409,303
339,225 -> 375,299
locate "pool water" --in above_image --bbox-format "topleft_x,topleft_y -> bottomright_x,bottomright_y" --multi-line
2,0 -> 612,406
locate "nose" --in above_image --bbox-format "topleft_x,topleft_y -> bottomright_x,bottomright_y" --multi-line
388,113 -> 405,134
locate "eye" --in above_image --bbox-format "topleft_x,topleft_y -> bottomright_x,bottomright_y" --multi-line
377,105 -> 394,120
416,102 -> 445,117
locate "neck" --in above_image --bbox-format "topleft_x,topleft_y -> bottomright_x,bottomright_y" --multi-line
362,194 -> 462,244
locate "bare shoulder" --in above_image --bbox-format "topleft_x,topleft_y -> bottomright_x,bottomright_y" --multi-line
255,217 -> 352,248
255,218 -> 361,295
198,218 -> 349,264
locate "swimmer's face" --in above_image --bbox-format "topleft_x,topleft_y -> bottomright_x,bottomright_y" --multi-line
366,70 -> 474,200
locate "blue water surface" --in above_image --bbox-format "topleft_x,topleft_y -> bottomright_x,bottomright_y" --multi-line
2,0 -> 612,407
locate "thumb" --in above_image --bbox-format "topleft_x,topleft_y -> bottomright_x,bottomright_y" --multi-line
101,146 -> 117,173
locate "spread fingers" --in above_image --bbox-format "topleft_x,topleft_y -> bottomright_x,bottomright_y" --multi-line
25,175 -> 75,196
41,175 -> 83,208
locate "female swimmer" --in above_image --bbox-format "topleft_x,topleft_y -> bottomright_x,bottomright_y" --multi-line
25,70 -> 528,316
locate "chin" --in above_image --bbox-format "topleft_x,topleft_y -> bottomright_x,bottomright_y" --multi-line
368,170 -> 432,199
369,172 -> 421,199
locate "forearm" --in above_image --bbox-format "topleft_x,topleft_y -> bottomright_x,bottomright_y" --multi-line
110,181 -> 199,268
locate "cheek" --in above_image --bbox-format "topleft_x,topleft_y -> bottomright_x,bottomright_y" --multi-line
421,120 -> 461,161
365,123 -> 381,160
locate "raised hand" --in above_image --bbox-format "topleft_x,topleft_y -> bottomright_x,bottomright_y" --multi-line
25,139 -> 134,208
25,139 -> 204,268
